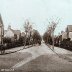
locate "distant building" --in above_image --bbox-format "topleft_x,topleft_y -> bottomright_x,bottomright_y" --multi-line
21,32 -> 25,37
0,14 -> 4,44
4,25 -> 21,41
61,31 -> 67,40
66,25 -> 72,40
61,25 -> 72,41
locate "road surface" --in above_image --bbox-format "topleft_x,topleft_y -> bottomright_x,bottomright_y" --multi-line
0,43 -> 72,72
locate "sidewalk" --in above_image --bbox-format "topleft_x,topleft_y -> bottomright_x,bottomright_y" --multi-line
47,44 -> 72,54
0,45 -> 33,55
46,44 -> 72,62
54,46 -> 72,54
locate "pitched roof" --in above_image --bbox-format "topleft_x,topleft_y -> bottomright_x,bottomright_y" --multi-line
8,25 -> 21,35
67,25 -> 72,32
9,29 -> 21,35
13,30 -> 21,35
5,29 -> 21,35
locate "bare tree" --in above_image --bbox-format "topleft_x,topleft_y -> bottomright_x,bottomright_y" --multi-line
24,20 -> 33,48
47,18 -> 60,50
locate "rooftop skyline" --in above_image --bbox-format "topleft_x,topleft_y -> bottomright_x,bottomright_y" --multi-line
0,0 -> 72,35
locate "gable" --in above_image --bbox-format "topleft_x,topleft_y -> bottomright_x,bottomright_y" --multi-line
4,29 -> 14,38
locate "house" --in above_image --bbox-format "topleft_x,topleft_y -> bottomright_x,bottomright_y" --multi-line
61,25 -> 72,41
21,32 -> 25,37
61,31 -> 67,40
0,14 -> 4,44
4,25 -> 21,41
66,25 -> 72,40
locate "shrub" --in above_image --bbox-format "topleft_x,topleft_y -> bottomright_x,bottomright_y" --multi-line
59,38 -> 72,51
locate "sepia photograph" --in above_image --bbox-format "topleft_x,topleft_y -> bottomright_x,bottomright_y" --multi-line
0,0 -> 72,72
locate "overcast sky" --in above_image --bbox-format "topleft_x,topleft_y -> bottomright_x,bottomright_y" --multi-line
0,0 -> 72,35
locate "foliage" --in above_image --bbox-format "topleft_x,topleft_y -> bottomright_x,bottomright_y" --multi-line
43,32 -> 52,44
3,37 -> 11,43
2,36 -> 25,49
32,30 -> 42,44
55,38 -> 72,51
